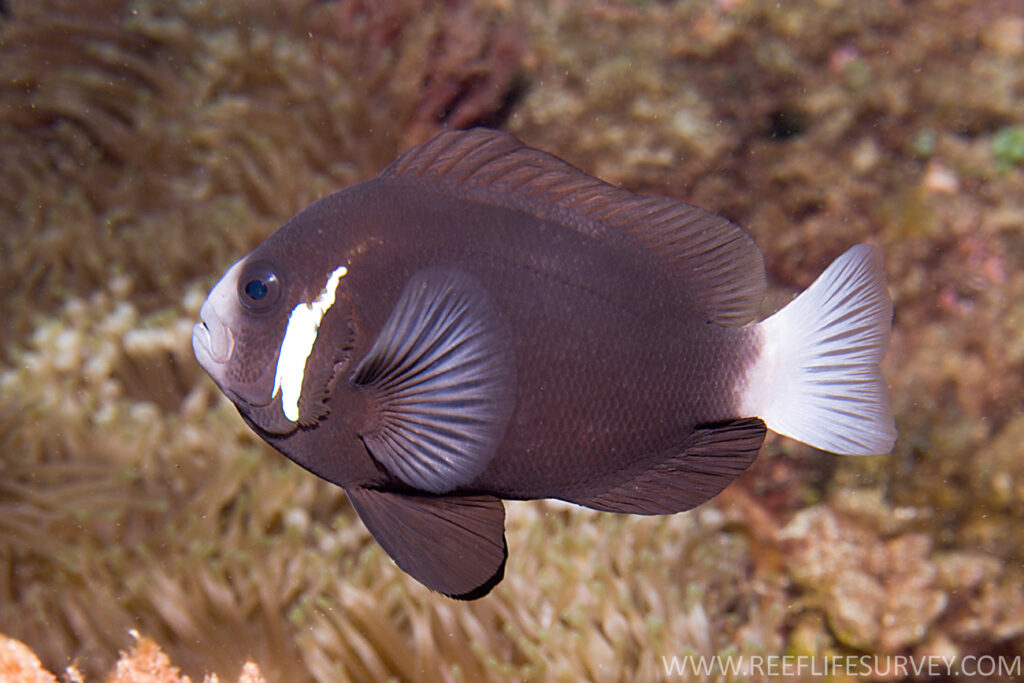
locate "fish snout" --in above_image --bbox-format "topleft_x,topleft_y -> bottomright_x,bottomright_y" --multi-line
193,299 -> 234,367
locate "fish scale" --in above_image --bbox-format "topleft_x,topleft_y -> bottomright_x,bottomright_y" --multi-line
193,128 -> 896,598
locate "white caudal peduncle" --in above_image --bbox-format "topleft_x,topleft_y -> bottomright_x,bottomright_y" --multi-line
273,265 -> 348,422
738,244 -> 897,455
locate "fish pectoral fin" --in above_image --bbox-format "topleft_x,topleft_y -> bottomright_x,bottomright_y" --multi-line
568,418 -> 766,515
351,267 -> 515,494
346,487 -> 507,600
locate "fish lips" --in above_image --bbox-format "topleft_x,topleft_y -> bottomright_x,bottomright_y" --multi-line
192,299 -> 236,397
193,300 -> 233,366
193,257 -> 245,372
192,257 -> 277,409
193,303 -> 278,408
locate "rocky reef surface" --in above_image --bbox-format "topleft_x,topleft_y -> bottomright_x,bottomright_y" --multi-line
2,0 -> 1023,680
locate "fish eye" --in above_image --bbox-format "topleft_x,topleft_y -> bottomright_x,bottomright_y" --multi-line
237,260 -> 283,314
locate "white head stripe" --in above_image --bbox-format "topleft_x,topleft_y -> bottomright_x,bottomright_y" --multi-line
273,266 -> 348,421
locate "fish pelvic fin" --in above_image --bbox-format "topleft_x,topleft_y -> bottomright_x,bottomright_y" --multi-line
739,244 -> 897,455
346,487 -> 507,599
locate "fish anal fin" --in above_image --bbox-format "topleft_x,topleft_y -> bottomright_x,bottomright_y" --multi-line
569,418 -> 766,515
351,267 -> 516,494
346,487 -> 507,599
382,128 -> 765,325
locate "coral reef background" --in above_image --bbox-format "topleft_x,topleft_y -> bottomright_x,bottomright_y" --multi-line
2,0 -> 1023,680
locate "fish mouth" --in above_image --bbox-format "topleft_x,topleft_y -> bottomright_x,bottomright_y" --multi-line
193,299 -> 234,367
191,257 -> 277,409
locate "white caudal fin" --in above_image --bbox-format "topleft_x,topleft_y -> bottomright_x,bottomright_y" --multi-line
739,244 -> 897,455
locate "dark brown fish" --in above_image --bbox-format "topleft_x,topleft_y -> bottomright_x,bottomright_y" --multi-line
193,128 -> 896,599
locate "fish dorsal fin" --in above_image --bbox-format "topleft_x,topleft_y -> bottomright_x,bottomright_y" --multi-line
347,487 -> 507,599
351,268 -> 515,494
381,128 -> 766,326
567,418 -> 766,515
